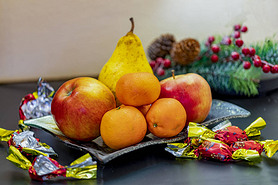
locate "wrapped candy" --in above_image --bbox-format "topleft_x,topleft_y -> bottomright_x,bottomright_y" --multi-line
194,139 -> 233,162
166,117 -> 276,163
19,78 -> 54,121
188,117 -> 266,144
7,130 -> 57,157
1,128 -> 97,181
6,145 -> 97,181
29,153 -> 97,181
1,127 -> 57,161
231,140 -> 264,154
214,126 -> 248,145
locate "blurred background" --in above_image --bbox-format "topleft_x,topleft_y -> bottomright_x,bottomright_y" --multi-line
1,0 -> 278,83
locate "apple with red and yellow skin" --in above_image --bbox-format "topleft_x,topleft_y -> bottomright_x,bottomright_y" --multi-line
51,77 -> 116,141
159,71 -> 212,123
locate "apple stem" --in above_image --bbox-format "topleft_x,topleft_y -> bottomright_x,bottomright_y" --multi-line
67,90 -> 72,96
129,17 -> 134,33
171,70 -> 176,79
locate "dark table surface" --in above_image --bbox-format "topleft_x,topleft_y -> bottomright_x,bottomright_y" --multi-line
1,79 -> 278,185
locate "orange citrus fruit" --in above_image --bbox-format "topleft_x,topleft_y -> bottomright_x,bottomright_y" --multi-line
115,72 -> 160,106
136,104 -> 151,116
100,105 -> 147,150
146,98 -> 187,138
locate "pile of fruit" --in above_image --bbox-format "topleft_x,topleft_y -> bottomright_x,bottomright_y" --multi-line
51,18 -> 212,150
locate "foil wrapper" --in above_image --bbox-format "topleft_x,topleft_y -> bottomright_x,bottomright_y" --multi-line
29,154 -> 97,181
231,140 -> 264,154
244,117 -> 266,138
187,122 -> 216,139
232,149 -> 262,163
6,145 -> 97,181
214,126 -> 248,145
6,145 -> 33,170
9,130 -> 57,157
19,78 -> 54,121
259,140 -> 278,158
0,128 -> 16,142
165,143 -> 198,158
2,128 -> 97,181
194,140 -> 233,162
165,117 -> 273,163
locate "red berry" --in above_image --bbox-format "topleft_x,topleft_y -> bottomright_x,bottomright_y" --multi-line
234,31 -> 241,38
231,52 -> 240,60
254,55 -> 261,60
249,47 -> 256,56
156,57 -> 164,64
149,61 -> 156,69
156,68 -> 165,76
208,36 -> 215,44
210,54 -> 219,63
163,59 -> 171,68
241,47 -> 250,56
253,58 -> 262,67
211,45 -> 220,53
241,26 -> 248,32
222,36 -> 232,45
235,39 -> 244,47
271,65 -> 278,73
234,24 -> 241,31
243,61 -> 251,69
262,64 -> 271,73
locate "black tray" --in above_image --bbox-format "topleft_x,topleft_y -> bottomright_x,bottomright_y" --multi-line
24,99 -> 250,164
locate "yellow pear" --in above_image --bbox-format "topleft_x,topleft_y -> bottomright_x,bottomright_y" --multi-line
98,18 -> 153,105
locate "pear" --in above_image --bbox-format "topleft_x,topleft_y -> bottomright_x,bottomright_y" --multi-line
98,18 -> 153,105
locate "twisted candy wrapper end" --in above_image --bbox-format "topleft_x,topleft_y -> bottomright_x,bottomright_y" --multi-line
6,145 -> 33,170
244,117 -> 266,138
0,128 -> 16,142
232,149 -> 262,163
259,140 -> 278,158
165,143 -> 198,159
66,153 -> 97,179
188,122 -> 216,139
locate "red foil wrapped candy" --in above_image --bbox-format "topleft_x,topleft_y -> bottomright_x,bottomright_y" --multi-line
214,126 -> 248,145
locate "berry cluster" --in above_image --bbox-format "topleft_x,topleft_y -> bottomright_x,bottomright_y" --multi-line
149,57 -> 172,76
206,24 -> 278,73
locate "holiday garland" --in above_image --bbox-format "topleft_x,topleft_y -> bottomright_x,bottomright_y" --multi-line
148,24 -> 278,96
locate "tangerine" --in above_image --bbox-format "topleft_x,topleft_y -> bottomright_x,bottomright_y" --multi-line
115,72 -> 160,106
100,105 -> 147,150
136,104 -> 151,116
146,98 -> 187,138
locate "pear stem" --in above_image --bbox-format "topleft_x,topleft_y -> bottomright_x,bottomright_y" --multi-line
171,70 -> 176,79
129,17 -> 135,33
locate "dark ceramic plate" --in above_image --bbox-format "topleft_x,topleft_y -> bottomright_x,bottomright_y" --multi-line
24,99 -> 250,164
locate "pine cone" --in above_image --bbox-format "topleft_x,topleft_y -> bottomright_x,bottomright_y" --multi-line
147,34 -> 176,60
170,38 -> 200,65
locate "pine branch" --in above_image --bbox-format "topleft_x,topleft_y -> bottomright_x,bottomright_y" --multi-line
155,38 -> 278,96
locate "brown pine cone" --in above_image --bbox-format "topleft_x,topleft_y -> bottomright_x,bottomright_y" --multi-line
170,38 -> 200,65
147,34 -> 176,60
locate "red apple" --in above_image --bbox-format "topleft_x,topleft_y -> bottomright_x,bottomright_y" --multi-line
159,71 -> 212,123
51,77 -> 116,141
